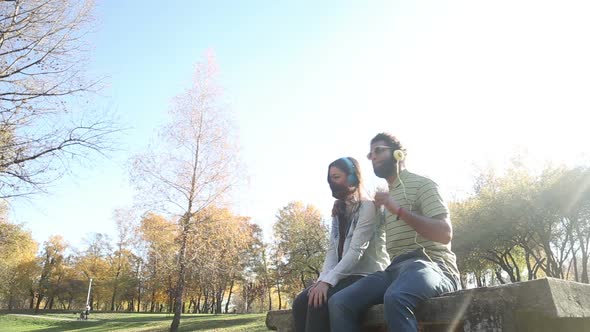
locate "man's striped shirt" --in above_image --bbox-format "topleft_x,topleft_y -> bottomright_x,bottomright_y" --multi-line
385,169 -> 459,277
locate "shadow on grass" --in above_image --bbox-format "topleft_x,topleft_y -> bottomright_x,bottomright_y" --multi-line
178,316 -> 262,331
28,319 -> 168,332
88,314 -> 174,323
39,323 -> 103,332
3,312 -> 266,332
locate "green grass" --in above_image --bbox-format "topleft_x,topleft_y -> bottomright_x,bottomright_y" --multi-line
0,311 -> 267,332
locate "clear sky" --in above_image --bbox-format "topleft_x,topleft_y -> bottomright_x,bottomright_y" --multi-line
9,0 -> 590,248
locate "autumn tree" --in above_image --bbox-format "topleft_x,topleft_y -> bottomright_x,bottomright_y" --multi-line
0,0 -> 119,198
237,223 -> 267,313
74,233 -> 113,310
130,52 -> 239,329
106,208 -> 138,311
537,166 -> 590,282
52,260 -> 86,310
254,245 -> 275,311
35,235 -> 67,313
183,206 -> 260,314
0,209 -> 38,309
452,163 -> 590,286
135,212 -> 178,312
271,201 -> 328,305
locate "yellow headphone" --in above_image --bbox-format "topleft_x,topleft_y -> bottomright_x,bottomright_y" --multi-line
393,149 -> 405,162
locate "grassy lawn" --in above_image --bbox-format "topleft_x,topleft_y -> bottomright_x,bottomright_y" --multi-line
0,311 -> 267,332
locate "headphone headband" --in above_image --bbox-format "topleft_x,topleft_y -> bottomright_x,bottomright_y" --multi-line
340,157 -> 354,170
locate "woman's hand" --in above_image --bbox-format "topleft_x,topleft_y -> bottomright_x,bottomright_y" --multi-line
307,281 -> 331,308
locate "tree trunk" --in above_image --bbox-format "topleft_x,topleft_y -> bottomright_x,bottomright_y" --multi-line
507,252 -> 521,282
170,217 -> 190,332
29,289 -> 35,309
300,272 -> 306,289
543,241 -> 560,277
225,279 -> 234,313
262,253 -> 273,311
111,254 -> 121,311
188,299 -> 194,313
524,250 -> 536,280
110,283 -> 118,311
137,280 -> 141,312
214,291 -> 220,314
267,280 -> 273,311
494,269 -> 506,284
150,289 -> 156,312
244,284 -> 250,313
8,293 -> 14,311
571,246 -> 579,282
202,289 -> 209,313
34,293 -> 44,314
579,230 -> 589,283
215,286 -> 223,314
168,276 -> 174,313
276,279 -> 282,310
475,270 -> 483,287
459,273 -> 467,290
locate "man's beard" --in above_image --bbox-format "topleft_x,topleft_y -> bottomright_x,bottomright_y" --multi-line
374,158 -> 396,178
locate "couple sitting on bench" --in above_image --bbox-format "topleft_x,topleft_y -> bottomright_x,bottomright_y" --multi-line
293,133 -> 460,332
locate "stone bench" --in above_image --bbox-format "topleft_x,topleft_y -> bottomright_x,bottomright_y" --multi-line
265,277 -> 590,332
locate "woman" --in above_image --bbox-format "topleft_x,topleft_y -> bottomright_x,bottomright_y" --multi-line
292,157 -> 390,332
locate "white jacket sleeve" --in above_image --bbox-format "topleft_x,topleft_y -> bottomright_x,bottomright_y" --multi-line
318,201 -> 377,286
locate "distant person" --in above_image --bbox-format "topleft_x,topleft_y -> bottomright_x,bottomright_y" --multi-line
292,157 -> 390,332
328,133 -> 460,332
85,304 -> 90,320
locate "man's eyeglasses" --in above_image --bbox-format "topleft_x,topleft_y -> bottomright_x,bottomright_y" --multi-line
367,146 -> 392,159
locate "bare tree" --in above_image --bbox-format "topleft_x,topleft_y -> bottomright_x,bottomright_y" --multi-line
130,52 -> 239,332
0,0 -> 117,198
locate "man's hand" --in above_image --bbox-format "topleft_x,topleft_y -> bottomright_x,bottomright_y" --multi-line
308,281 -> 330,308
374,192 -> 399,213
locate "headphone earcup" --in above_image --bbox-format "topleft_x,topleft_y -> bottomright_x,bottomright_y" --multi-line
348,174 -> 356,185
393,150 -> 405,162
341,157 -> 359,186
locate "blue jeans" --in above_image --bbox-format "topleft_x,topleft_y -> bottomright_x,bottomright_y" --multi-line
328,250 -> 458,332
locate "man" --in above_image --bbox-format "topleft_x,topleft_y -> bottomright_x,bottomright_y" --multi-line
328,133 -> 460,332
